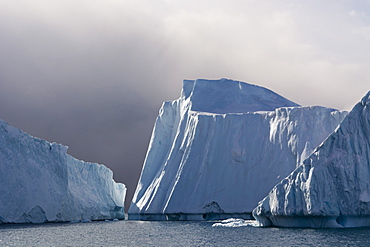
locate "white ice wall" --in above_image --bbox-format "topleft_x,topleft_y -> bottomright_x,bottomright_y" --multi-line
253,91 -> 370,228
129,79 -> 347,220
0,119 -> 126,224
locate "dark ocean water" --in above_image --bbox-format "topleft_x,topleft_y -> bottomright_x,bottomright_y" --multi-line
1,220 -> 370,246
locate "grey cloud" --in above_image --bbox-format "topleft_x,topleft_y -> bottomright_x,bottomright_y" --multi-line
1,0 -> 370,209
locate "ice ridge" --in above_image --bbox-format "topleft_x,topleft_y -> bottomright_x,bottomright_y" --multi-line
184,78 -> 300,113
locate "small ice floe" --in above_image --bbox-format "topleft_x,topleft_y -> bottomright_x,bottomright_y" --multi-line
105,218 -> 120,222
212,218 -> 259,227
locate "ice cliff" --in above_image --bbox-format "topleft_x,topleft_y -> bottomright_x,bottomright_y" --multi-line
0,119 -> 126,224
128,78 -> 347,220
253,91 -> 370,228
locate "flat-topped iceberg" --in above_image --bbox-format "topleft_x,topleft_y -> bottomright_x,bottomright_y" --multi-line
128,78 -> 347,220
0,119 -> 126,224
253,91 -> 370,228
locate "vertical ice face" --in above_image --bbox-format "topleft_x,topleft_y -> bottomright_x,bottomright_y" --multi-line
253,91 -> 370,228
0,120 -> 126,224
128,79 -> 347,220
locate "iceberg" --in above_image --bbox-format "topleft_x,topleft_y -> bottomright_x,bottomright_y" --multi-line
128,78 -> 347,220
253,91 -> 370,228
0,119 -> 126,224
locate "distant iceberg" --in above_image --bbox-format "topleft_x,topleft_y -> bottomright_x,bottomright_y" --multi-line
128,78 -> 347,220
253,91 -> 370,228
0,119 -> 126,224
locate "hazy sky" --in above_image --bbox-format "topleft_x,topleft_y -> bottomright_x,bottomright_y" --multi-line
1,0 -> 369,209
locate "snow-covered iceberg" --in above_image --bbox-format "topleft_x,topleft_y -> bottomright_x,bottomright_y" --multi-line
253,91 -> 370,228
128,78 -> 347,220
0,119 -> 126,224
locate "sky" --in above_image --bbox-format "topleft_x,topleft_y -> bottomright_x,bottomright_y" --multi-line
0,0 -> 370,210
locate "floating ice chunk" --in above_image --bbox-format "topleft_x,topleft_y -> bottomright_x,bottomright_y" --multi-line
81,219 -> 92,223
212,218 -> 259,227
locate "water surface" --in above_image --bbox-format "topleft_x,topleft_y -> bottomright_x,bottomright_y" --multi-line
0,220 -> 369,246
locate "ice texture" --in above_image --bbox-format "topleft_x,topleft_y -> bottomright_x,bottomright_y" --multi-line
128,78 -> 347,220
253,91 -> 370,228
0,120 -> 126,224
212,218 -> 258,227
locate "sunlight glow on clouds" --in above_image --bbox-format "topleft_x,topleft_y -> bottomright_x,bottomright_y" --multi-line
0,0 -> 369,207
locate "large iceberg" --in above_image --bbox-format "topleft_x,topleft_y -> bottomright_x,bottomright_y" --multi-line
128,78 -> 347,220
0,119 -> 126,224
253,91 -> 370,228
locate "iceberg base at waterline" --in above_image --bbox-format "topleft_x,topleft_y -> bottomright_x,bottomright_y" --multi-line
128,212 -> 253,221
0,119 -> 126,224
253,215 -> 370,228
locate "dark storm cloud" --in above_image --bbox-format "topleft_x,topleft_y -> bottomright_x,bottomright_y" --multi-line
0,0 -> 179,209
1,0 -> 370,209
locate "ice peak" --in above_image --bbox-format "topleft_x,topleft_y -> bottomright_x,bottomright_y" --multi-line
361,91 -> 370,106
181,80 -> 195,99
182,78 -> 300,114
